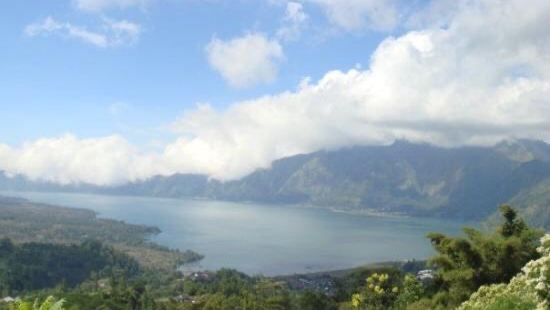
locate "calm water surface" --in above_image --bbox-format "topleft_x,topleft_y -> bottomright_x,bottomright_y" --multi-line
3,191 -> 466,276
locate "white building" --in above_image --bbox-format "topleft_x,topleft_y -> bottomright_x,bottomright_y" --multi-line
416,269 -> 435,281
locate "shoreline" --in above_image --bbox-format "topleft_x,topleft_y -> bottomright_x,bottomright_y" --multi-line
1,190 -> 466,276
0,188 -> 457,221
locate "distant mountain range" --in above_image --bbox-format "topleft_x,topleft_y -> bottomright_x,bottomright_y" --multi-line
2,139 -> 550,229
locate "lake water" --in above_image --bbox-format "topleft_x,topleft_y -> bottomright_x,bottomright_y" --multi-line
3,191 -> 467,276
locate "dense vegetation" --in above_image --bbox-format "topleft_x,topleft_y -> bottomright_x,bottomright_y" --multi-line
9,295 -> 66,310
1,205 -> 546,309
458,234 -> 549,310
0,239 -> 139,295
3,140 -> 550,228
410,205 -> 543,309
0,197 -> 202,271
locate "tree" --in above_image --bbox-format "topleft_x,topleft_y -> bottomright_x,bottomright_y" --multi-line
10,296 -> 65,310
425,205 -> 543,308
298,291 -> 337,310
393,274 -> 424,309
458,233 -> 550,310
349,272 -> 422,310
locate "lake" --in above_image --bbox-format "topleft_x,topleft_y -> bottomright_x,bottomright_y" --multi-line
3,191 -> 467,276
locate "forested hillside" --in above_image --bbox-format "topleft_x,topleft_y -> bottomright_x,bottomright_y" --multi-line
0,197 -> 202,270
0,239 -> 139,294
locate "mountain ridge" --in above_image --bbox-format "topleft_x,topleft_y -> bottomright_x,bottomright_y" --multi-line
2,139 -> 550,228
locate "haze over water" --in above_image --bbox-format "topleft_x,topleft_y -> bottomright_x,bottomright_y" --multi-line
4,191 -> 465,276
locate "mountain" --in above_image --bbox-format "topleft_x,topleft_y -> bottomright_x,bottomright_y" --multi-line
503,178 -> 550,229
494,139 -> 550,162
108,140 -> 550,221
2,139 -> 550,227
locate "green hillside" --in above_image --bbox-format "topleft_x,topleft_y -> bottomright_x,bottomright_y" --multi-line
502,179 -> 550,230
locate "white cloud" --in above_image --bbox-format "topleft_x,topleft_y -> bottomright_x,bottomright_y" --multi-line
24,16 -> 63,35
277,2 -> 309,41
0,135 -> 159,186
103,18 -> 142,45
305,0 -> 400,31
170,0 -> 550,179
24,16 -> 141,48
25,16 -> 108,47
206,33 -> 284,88
74,0 -> 148,12
4,0 -> 550,185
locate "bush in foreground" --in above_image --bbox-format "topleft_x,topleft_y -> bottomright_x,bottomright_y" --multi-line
458,233 -> 549,310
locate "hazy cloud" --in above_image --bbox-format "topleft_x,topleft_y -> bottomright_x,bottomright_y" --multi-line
276,2 -> 309,41
305,0 -> 401,32
25,16 -> 141,48
74,0 -> 149,12
206,33 -> 284,88
25,17 -> 108,47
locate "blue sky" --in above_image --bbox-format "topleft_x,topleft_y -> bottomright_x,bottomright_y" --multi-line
1,0 -> 549,185
0,0 -> 396,146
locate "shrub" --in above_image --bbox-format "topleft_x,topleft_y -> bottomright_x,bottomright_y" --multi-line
458,234 -> 550,310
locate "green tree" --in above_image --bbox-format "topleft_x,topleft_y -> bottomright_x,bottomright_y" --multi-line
10,296 -> 65,310
426,205 -> 542,308
364,273 -> 398,309
393,274 -> 424,309
298,291 -> 337,310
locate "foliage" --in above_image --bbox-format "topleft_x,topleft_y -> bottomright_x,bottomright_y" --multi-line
64,279 -> 156,310
458,233 -> 550,310
0,239 -> 139,295
351,273 -> 397,309
425,205 -> 543,308
393,274 -> 424,309
9,296 -> 65,310
348,272 -> 424,310
334,266 -> 402,301
297,291 -> 336,310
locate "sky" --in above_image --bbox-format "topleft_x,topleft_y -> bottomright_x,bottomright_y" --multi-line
0,0 -> 549,185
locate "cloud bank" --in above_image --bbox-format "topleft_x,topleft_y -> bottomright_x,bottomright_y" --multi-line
0,135 -> 158,186
4,0 -> 550,185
